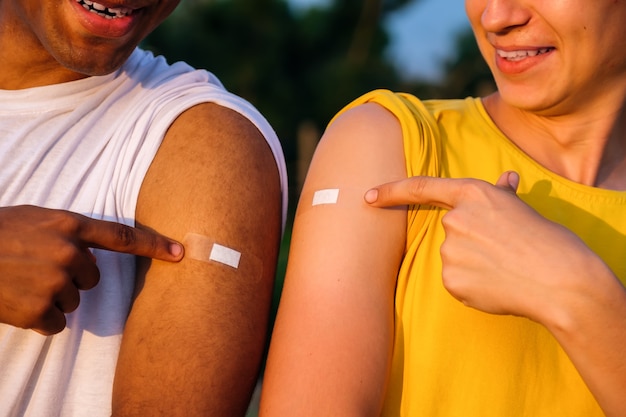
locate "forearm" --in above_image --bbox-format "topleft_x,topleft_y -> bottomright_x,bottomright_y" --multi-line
545,256 -> 626,417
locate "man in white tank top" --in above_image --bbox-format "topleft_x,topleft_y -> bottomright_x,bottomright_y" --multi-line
0,1 -> 288,416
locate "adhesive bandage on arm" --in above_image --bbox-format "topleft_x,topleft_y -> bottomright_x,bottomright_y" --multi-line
294,187 -> 372,219
182,233 -> 262,280
312,188 -> 340,206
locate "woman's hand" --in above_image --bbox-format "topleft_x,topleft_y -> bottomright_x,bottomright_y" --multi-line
364,172 -> 607,324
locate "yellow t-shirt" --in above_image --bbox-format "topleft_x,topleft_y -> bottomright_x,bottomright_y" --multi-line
339,90 -> 626,416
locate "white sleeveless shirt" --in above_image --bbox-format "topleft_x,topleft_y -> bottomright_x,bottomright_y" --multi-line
0,48 -> 288,417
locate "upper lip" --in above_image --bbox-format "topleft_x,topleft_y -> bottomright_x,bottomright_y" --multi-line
491,40 -> 555,55
490,32 -> 555,52
494,44 -> 553,51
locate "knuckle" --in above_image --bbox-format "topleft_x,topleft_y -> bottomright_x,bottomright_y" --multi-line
408,177 -> 428,200
114,223 -> 138,248
43,271 -> 71,295
63,293 -> 81,314
439,240 -> 452,260
75,268 -> 101,291
441,210 -> 461,229
439,249 -> 450,269
441,267 -> 461,298
440,211 -> 452,228
459,179 -> 488,200
53,243 -> 81,266
51,210 -> 83,235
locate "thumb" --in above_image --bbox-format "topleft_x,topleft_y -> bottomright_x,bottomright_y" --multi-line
495,171 -> 520,193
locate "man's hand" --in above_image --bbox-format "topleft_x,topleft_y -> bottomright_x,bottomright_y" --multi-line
0,205 -> 183,335
364,172 -> 603,323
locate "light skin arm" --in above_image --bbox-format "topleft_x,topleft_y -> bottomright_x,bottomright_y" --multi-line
365,172 -> 626,417
111,103 -> 282,416
259,103 -> 407,417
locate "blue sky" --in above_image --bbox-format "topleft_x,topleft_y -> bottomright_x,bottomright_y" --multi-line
289,0 -> 470,81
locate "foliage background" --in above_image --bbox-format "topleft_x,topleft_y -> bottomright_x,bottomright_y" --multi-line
143,0 -> 494,170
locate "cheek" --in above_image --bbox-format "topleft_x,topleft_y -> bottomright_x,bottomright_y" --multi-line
464,0 -> 488,51
464,0 -> 492,69
464,0 -> 486,27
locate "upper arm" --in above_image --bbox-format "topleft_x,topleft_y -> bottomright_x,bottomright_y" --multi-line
260,103 -> 407,417
112,103 -> 282,416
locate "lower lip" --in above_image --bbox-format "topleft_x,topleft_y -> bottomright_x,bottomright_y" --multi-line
495,50 -> 553,75
70,0 -> 138,38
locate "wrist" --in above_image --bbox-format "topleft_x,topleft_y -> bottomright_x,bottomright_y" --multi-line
543,253 -> 622,341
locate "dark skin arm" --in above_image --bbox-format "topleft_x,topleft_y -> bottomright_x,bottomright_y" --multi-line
112,103 -> 282,416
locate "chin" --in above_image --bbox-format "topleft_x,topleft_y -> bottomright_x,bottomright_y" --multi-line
494,80 -> 558,114
56,47 -> 133,77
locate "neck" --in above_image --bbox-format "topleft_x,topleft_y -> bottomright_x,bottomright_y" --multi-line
483,93 -> 626,190
0,53 -> 88,90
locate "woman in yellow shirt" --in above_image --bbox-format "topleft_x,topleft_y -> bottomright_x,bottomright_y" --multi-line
260,1 -> 626,416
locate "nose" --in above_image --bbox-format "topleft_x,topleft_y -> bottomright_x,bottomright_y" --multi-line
481,0 -> 531,33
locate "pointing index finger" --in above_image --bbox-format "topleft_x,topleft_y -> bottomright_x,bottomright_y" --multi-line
364,176 -> 464,209
78,217 -> 184,262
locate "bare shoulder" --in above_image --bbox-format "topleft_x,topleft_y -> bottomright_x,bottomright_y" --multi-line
151,101 -> 279,188
305,101 -> 404,190
137,101 -> 281,246
319,102 -> 402,151
329,101 -> 401,131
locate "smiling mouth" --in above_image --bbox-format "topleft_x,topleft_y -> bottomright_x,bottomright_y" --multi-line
497,48 -> 554,61
76,0 -> 133,18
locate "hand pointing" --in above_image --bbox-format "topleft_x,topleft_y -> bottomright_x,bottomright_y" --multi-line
0,205 -> 184,335
364,172 -> 600,324
364,171 -> 520,208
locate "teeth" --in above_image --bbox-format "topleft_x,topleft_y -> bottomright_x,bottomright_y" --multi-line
497,48 -> 552,61
76,0 -> 132,18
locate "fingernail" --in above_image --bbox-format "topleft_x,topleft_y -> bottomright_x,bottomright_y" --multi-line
364,189 -> 379,203
169,242 -> 184,258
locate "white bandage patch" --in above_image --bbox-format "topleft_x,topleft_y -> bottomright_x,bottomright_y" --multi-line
209,243 -> 241,269
183,233 -> 242,269
312,188 -> 340,206
297,188 -> 370,218
182,233 -> 263,281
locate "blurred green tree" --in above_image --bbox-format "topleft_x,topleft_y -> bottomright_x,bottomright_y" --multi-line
142,0 -> 414,163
